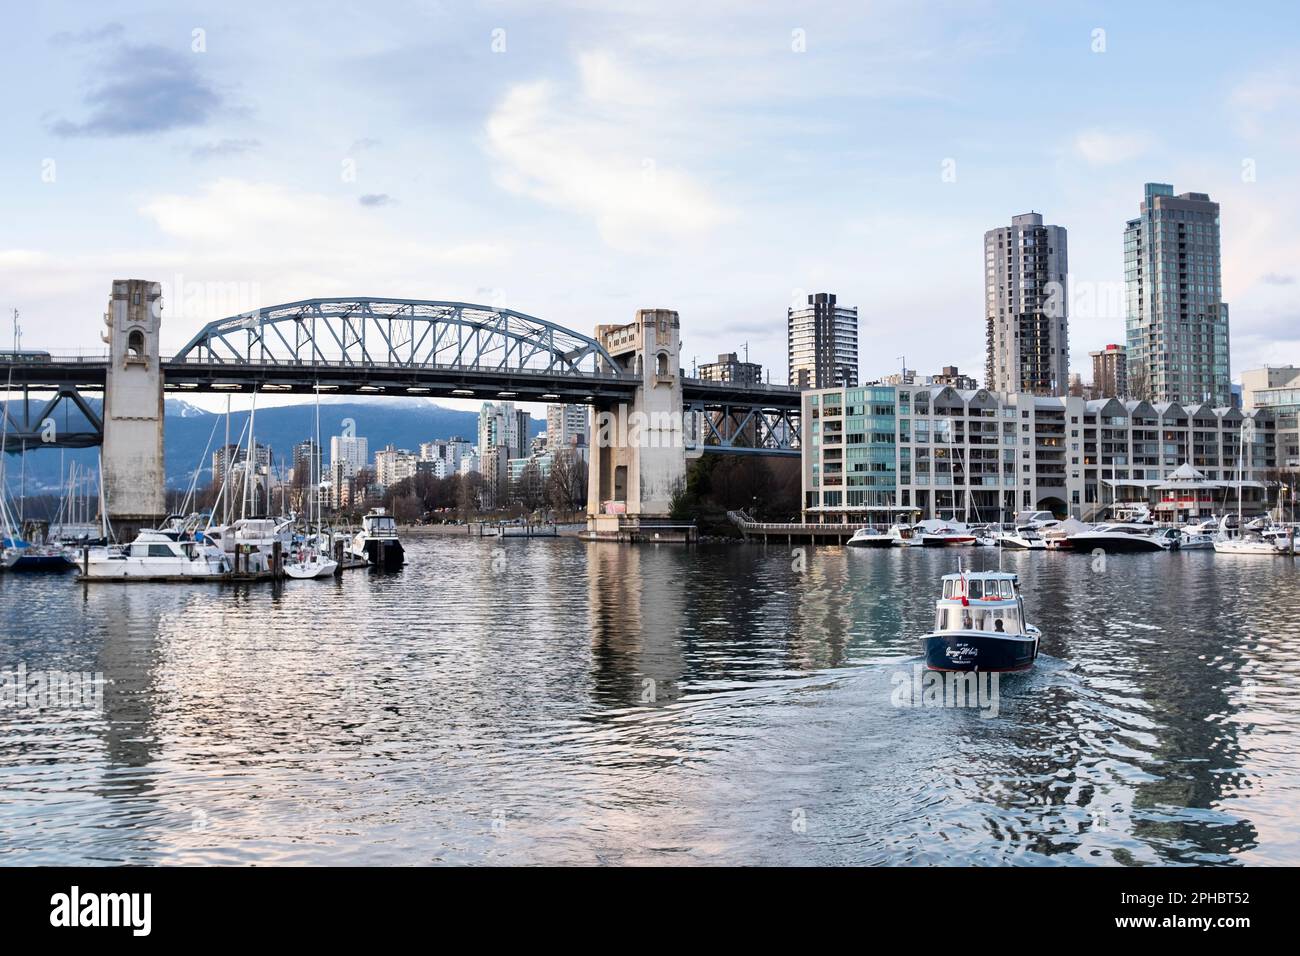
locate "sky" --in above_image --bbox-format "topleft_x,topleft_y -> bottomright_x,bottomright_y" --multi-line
3,0 -> 1299,414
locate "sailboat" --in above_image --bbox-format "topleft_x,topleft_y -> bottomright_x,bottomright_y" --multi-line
285,385 -> 338,579
1214,421 -> 1282,556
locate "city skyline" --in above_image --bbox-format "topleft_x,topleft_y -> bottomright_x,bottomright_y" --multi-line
3,2 -> 1298,410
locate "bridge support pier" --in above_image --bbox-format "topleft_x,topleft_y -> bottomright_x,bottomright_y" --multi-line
584,309 -> 689,541
101,279 -> 166,539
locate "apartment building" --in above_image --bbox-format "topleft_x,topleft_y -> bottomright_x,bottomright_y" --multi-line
803,383 -> 1276,523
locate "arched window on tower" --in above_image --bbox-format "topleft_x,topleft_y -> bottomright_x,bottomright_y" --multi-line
656,352 -> 668,376
127,329 -> 145,358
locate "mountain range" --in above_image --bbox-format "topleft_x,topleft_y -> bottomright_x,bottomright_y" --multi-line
3,398 -> 542,495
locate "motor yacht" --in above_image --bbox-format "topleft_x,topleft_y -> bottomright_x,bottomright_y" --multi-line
994,527 -> 1047,550
1067,523 -> 1174,553
846,526 -> 895,548
351,508 -> 405,570
77,530 -> 230,581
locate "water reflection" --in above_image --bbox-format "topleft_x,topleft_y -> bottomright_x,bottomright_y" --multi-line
0,540 -> 1295,864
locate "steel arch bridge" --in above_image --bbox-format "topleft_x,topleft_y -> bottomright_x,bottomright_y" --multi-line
172,297 -> 624,378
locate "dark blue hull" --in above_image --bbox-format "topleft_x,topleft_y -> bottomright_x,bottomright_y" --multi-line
4,554 -> 75,572
923,631 -> 1038,672
363,538 -> 405,570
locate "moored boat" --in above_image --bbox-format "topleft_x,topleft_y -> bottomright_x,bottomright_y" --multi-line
995,526 -> 1047,550
846,526 -> 894,548
351,508 -> 405,570
921,569 -> 1042,672
77,530 -> 230,581
1067,523 -> 1174,553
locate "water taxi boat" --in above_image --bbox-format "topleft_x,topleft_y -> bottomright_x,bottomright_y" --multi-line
922,570 -> 1041,672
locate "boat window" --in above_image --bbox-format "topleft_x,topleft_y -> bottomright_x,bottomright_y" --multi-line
936,609 -> 946,630
999,580 -> 1014,598
942,580 -> 953,599
968,579 -> 983,599
147,544 -> 174,558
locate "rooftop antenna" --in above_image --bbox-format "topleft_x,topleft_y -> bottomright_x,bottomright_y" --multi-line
743,341 -> 750,364
12,309 -> 20,353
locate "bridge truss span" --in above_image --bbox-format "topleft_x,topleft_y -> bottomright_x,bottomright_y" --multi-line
172,298 -> 625,379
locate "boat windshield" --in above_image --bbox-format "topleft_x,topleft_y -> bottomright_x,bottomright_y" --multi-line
936,605 -> 1022,634
367,515 -> 396,534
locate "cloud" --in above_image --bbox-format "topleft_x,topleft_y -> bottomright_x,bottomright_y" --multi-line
50,44 -> 221,137
358,193 -> 395,207
1261,272 -> 1296,286
191,138 -> 261,160
1073,129 -> 1153,166
49,23 -> 123,46
485,52 -> 729,251
349,138 -> 381,152
1229,69 -> 1300,137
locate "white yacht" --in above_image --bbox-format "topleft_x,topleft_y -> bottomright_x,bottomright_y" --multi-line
1214,517 -> 1284,556
846,526 -> 894,548
78,530 -> 230,581
1178,527 -> 1216,550
916,519 -> 977,547
351,508 -> 405,570
1067,523 -> 1174,553
995,526 -> 1047,550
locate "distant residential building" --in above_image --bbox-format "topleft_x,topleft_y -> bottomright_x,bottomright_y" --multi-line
419,437 -> 472,475
880,368 -> 918,386
478,402 -> 529,460
292,439 -> 322,485
1124,183 -> 1229,406
1090,343 -> 1128,399
545,404 -> 589,461
930,366 -> 979,390
802,383 -> 1276,524
698,352 -> 763,386
459,449 -> 481,476
329,434 -> 368,509
1242,365 -> 1300,468
984,212 -> 1070,396
374,444 -> 418,489
788,292 -> 858,390
213,441 -> 271,488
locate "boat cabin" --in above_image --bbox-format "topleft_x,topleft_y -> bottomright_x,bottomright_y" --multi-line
934,572 -> 1025,635
363,509 -> 398,537
128,533 -> 204,561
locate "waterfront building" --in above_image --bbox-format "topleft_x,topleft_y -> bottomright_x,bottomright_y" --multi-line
459,449 -> 481,476
1124,183 -> 1230,406
213,441 -> 271,488
1090,343 -> 1128,399
1242,366 -> 1300,468
546,404 -> 589,455
984,212 -> 1070,396
788,292 -> 858,390
698,351 -> 763,386
802,383 -> 1276,523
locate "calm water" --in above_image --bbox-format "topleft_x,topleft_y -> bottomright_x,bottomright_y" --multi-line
2,537 -> 1298,866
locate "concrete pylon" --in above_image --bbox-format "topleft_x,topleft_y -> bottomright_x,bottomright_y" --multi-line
585,309 -> 688,541
101,280 -> 166,538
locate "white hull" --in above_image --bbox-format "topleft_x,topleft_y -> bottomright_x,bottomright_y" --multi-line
284,557 -> 339,579
1213,540 -> 1283,555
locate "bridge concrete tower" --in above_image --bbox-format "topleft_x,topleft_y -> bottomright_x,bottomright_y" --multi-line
585,309 -> 690,541
101,279 -> 166,538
